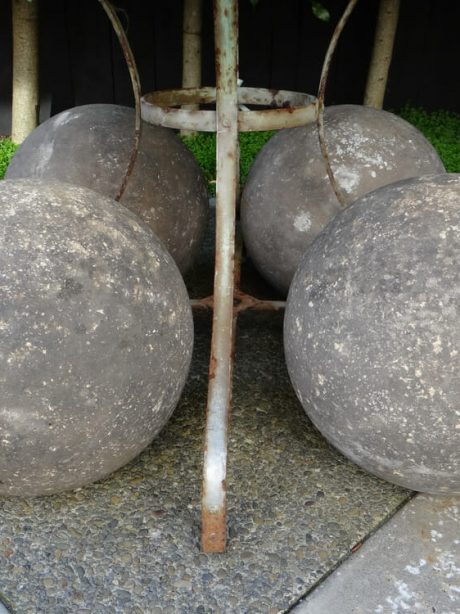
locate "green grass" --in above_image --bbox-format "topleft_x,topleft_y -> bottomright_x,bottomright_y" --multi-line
181,131 -> 274,196
180,133 -> 216,194
181,107 -> 460,194
398,106 -> 460,173
0,138 -> 18,179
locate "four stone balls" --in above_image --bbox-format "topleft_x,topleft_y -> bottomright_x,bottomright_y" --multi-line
284,174 -> 460,495
241,104 -> 445,295
6,104 -> 208,274
0,179 -> 194,496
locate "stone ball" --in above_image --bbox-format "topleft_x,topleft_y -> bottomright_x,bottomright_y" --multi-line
6,103 -> 208,274
284,173 -> 460,494
241,104 -> 445,295
0,179 -> 194,496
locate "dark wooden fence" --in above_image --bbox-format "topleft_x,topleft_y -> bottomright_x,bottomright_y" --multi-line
1,0 -> 459,135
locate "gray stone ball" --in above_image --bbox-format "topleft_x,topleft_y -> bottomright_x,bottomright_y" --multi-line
6,104 -> 208,274
284,173 -> 460,494
241,104 -> 445,295
0,179 -> 194,496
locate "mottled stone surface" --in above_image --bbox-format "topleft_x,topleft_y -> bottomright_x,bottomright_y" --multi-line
241,105 -> 445,294
0,179 -> 193,496
0,310 -> 409,614
285,174 -> 460,494
6,104 -> 208,273
0,205 -> 410,612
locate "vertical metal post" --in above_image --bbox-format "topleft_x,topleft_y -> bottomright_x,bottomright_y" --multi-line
201,0 -> 239,553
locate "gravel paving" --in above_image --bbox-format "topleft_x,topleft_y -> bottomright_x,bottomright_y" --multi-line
0,212 -> 410,613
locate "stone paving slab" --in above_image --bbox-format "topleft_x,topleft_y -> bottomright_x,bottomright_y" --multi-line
293,493 -> 460,614
0,309 -> 410,613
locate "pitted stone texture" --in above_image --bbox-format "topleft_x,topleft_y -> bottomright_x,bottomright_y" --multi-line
241,105 -> 445,295
284,174 -> 460,494
0,179 -> 193,496
0,310 -> 409,614
6,104 -> 208,274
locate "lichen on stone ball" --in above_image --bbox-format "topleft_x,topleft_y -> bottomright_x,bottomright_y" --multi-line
6,103 -> 208,274
241,104 -> 445,295
284,173 -> 460,494
0,179 -> 194,496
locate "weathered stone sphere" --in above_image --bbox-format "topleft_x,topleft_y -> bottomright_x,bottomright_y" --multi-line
6,104 -> 208,274
0,179 -> 193,496
284,173 -> 460,494
241,105 -> 445,294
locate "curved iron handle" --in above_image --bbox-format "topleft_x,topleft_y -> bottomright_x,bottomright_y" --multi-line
316,0 -> 359,208
98,0 -> 142,201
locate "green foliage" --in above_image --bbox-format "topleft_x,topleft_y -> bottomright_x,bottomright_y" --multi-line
182,107 -> 459,195
249,0 -> 330,21
0,139 -> 18,180
181,131 -> 274,196
181,133 -> 216,194
311,1 -> 330,22
239,131 -> 274,186
399,105 -> 460,173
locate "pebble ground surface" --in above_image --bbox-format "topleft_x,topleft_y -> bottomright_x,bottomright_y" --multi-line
0,213 -> 410,613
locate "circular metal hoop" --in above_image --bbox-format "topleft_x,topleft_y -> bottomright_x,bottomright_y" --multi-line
141,87 -> 317,132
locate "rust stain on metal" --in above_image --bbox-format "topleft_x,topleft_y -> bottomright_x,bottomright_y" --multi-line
191,292 -> 285,314
208,355 -> 217,380
144,88 -> 217,108
141,87 -> 317,133
190,296 -> 214,310
234,292 -> 286,314
201,508 -> 227,552
215,48 -> 221,81
351,541 -> 363,553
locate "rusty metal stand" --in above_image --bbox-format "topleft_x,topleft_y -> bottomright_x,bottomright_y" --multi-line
141,0 -> 317,553
140,0 -> 358,552
103,0 -> 358,554
200,1 -> 239,552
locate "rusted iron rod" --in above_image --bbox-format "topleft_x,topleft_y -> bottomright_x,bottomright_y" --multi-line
233,292 -> 285,314
190,295 -> 286,313
201,0 -> 239,553
98,0 -> 142,201
316,0 -> 359,208
142,87 -> 316,133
